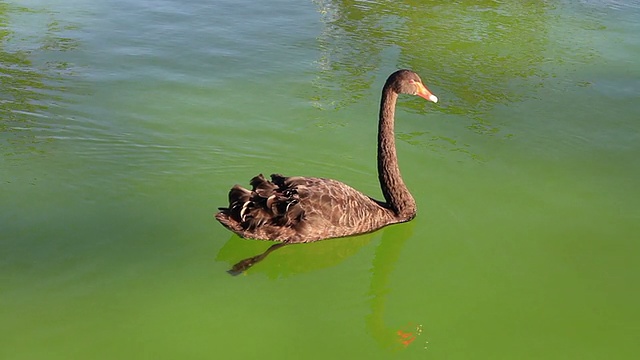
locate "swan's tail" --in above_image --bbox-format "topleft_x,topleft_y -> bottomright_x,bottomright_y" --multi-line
215,174 -> 305,232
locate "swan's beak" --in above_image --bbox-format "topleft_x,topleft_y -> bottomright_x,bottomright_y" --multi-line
416,83 -> 438,103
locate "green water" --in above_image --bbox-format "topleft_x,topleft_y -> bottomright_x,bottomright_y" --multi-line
2,0 -> 639,358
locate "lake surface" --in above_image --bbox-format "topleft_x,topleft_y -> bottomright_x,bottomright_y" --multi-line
2,0 -> 639,358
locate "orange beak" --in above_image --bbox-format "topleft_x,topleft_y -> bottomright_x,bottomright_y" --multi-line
416,83 -> 438,103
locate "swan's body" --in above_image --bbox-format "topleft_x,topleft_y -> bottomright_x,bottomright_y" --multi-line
215,69 -> 438,243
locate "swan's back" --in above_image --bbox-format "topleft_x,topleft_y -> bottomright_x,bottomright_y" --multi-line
215,174 -> 401,243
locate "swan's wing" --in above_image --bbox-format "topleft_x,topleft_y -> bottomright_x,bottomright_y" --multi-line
215,174 -> 395,242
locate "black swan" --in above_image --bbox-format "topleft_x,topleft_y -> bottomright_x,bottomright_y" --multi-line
216,69 -> 438,244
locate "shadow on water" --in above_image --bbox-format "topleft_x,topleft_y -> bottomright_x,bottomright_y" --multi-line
310,0 -> 555,142
0,3 -> 79,156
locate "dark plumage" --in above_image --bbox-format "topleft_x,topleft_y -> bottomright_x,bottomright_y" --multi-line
216,69 -> 438,243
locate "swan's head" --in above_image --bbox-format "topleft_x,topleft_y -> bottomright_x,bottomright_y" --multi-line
387,69 -> 438,103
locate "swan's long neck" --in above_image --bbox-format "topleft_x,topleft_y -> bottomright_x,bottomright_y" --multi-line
377,87 -> 416,220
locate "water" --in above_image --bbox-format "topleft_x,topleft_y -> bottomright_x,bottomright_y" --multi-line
2,0 -> 639,358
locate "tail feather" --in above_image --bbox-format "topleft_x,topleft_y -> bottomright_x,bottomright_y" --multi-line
250,174 -> 278,197
216,173 -> 306,233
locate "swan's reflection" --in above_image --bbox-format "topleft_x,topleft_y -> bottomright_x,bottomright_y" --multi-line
215,231 -> 373,277
226,242 -> 288,276
366,220 -> 425,349
215,220 -> 423,349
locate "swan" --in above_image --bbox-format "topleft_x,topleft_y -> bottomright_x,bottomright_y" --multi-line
216,69 -> 438,243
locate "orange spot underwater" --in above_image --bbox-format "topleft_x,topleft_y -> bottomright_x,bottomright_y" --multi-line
397,330 -> 417,347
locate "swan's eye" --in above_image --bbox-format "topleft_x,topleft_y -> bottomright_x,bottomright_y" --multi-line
408,80 -> 418,94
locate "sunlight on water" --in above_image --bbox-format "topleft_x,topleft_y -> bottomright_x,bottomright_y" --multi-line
2,0 -> 639,359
